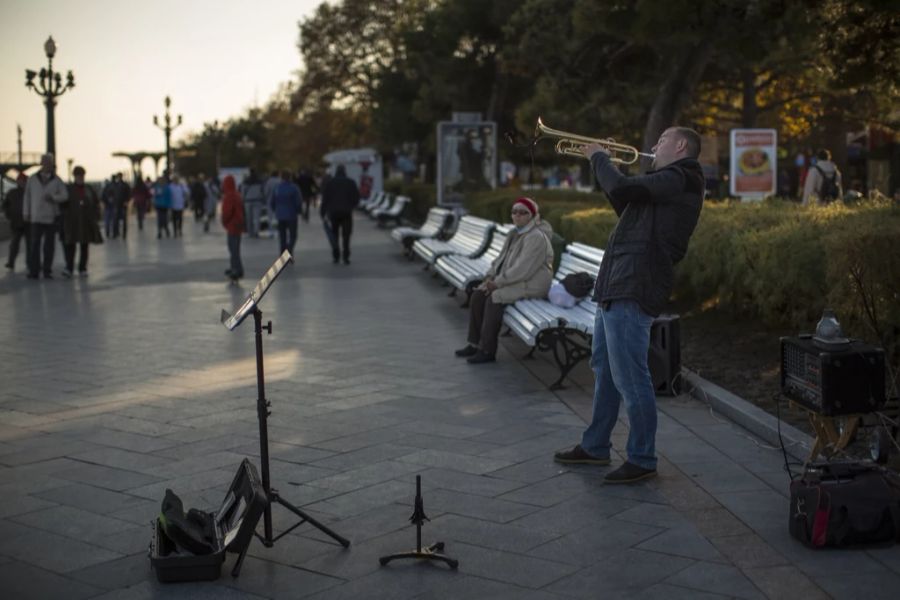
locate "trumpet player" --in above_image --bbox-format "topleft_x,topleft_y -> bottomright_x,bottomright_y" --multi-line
554,127 -> 704,484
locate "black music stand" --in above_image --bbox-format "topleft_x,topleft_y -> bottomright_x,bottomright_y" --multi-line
221,250 -> 349,575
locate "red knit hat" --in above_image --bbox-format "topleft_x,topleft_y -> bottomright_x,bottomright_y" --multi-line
513,196 -> 539,217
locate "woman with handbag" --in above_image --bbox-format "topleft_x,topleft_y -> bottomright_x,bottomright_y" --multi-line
62,166 -> 103,277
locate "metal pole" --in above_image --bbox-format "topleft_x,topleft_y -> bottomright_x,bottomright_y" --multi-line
46,56 -> 55,155
16,124 -> 22,168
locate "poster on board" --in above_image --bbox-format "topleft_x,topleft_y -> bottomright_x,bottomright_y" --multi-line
436,121 -> 497,206
730,129 -> 777,199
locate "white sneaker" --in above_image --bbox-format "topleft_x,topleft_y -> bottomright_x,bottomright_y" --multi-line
78,270 -> 88,277
61,269 -> 73,278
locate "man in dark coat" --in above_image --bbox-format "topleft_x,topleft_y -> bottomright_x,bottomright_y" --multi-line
320,165 -> 360,264
62,166 -> 102,277
555,127 -> 704,484
3,173 -> 29,271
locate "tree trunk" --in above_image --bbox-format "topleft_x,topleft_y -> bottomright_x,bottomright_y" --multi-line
741,67 -> 758,128
642,37 -> 715,171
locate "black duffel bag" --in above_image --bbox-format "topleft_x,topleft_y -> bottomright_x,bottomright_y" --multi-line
789,461 -> 900,548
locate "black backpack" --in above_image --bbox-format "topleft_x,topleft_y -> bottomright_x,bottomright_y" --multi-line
814,166 -> 841,202
561,272 -> 595,299
789,462 -> 900,548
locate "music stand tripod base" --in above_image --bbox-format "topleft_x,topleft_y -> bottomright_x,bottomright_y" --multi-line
379,475 -> 458,570
221,251 -> 350,576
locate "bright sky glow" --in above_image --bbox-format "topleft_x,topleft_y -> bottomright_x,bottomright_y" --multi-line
1,0 -> 322,179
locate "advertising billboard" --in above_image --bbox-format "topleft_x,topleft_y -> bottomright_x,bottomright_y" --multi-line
730,129 -> 777,199
436,121 -> 497,206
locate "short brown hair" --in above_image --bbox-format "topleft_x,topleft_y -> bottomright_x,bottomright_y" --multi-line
670,127 -> 701,158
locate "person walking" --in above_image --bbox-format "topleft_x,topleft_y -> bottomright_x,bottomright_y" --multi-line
203,174 -> 220,233
320,165 -> 360,264
220,175 -> 245,282
100,176 -> 116,239
295,168 -> 319,222
270,170 -> 302,255
189,175 -> 206,221
132,177 -> 151,232
240,168 -> 265,237
152,175 -> 172,239
169,174 -> 187,237
61,166 -> 102,277
23,153 -> 68,279
3,173 -> 30,271
112,173 -> 131,239
802,148 -> 843,205
554,127 -> 704,484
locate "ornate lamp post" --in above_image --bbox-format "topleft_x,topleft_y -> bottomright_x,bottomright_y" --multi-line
24,36 -> 75,157
153,96 -> 182,174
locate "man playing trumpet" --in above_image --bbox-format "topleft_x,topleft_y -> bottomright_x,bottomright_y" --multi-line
554,127 -> 704,484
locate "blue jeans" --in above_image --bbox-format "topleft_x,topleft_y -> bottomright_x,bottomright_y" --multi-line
581,299 -> 658,470
227,234 -> 243,277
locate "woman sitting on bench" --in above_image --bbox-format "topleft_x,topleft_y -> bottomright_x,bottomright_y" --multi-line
455,197 -> 554,364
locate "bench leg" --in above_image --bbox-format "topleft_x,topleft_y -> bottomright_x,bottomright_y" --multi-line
537,328 -> 591,390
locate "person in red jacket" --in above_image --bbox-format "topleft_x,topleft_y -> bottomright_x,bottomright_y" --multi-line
220,175 -> 245,281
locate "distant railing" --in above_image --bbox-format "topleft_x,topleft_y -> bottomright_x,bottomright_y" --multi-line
0,152 -> 42,166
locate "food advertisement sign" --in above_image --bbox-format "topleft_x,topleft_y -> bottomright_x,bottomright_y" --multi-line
730,129 -> 777,199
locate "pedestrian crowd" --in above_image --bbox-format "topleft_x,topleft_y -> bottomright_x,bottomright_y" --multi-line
3,155 -> 360,283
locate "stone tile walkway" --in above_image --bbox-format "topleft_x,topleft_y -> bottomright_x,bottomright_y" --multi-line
0,212 -> 897,599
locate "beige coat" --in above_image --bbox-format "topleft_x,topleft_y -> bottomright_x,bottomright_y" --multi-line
485,219 -> 554,304
23,172 -> 68,224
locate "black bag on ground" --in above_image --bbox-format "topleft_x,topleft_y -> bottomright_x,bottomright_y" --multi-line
561,272 -> 595,299
159,489 -> 217,555
789,461 -> 900,548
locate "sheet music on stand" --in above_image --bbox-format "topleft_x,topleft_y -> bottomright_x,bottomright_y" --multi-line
221,250 -> 294,331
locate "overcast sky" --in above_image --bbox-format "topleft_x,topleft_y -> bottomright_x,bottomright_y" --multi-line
1,0 -> 323,179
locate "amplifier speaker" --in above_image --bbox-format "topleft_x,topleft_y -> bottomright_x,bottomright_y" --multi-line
649,314 -> 681,396
780,336 -> 885,416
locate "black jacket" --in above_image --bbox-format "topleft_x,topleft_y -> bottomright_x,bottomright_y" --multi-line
321,174 -> 360,218
590,154 -> 704,316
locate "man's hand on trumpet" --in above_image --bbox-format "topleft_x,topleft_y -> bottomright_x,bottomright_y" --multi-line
582,143 -> 610,160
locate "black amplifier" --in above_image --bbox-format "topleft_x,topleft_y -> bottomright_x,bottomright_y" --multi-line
780,336 -> 885,416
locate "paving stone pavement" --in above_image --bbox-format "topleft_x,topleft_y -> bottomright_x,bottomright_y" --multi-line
1,213 -> 898,599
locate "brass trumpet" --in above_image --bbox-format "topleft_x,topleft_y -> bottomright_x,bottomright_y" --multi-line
534,117 -> 655,165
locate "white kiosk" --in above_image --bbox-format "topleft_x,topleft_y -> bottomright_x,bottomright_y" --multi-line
323,147 -> 383,201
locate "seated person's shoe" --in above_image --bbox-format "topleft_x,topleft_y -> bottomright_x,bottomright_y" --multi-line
604,462 -> 657,484
553,445 -> 610,465
454,344 -> 478,357
466,351 -> 495,364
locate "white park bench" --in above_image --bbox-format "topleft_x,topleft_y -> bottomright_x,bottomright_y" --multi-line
412,215 -> 495,266
373,196 -> 411,227
434,224 -> 513,306
391,207 -> 454,257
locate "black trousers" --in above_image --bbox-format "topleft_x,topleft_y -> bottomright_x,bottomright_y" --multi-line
6,226 -> 30,268
172,209 -> 183,237
28,222 -> 57,276
329,213 -> 353,261
278,218 -> 298,255
64,242 -> 89,273
467,289 -> 507,356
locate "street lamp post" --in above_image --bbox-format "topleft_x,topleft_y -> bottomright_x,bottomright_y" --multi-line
153,96 -> 182,175
24,36 -> 75,157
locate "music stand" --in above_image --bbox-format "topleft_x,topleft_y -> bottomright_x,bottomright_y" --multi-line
221,250 -> 350,575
